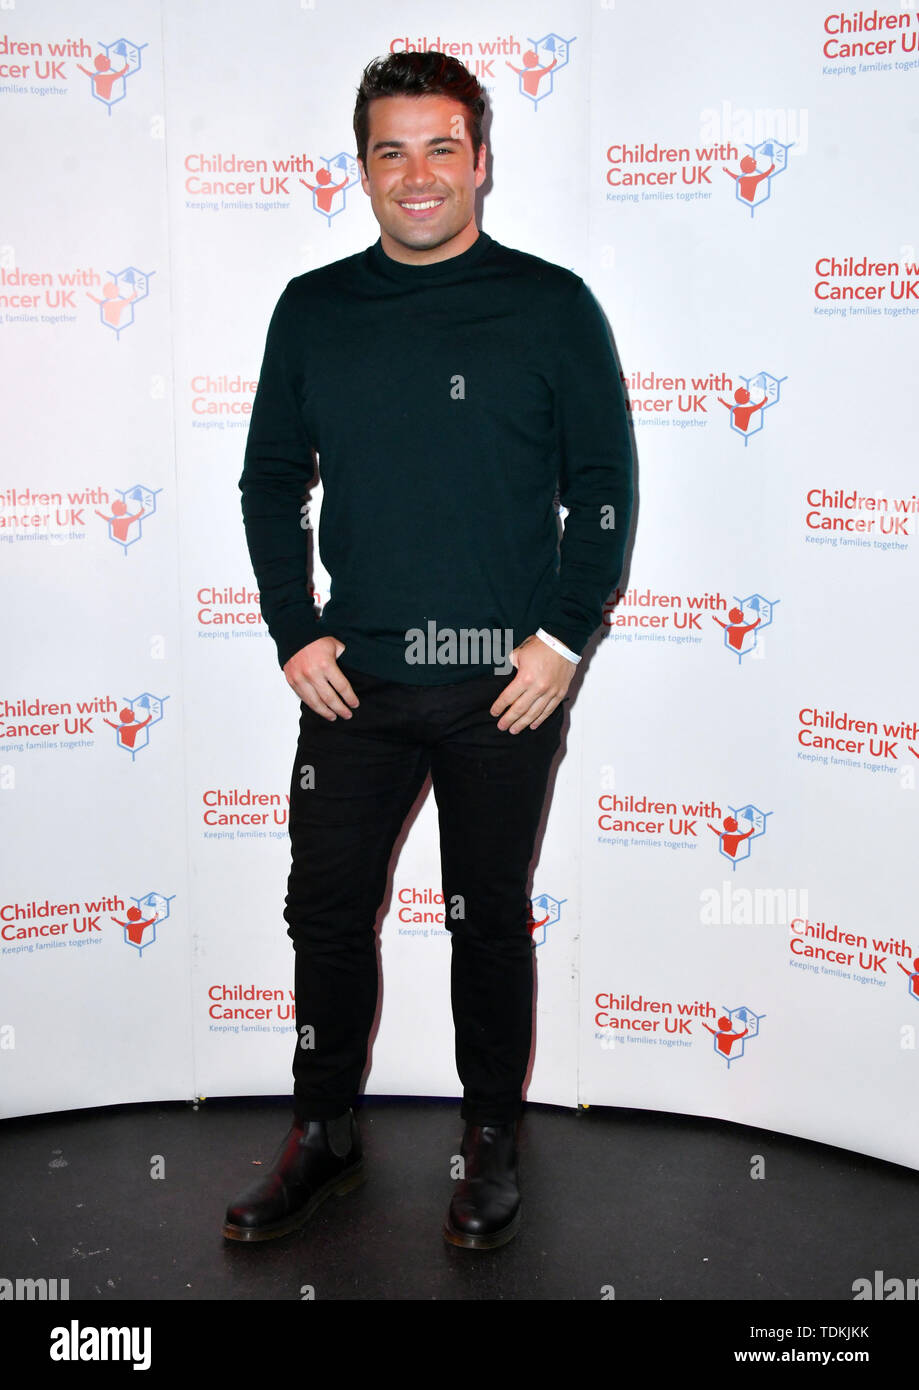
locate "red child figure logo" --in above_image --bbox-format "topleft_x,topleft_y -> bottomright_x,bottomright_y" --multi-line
112,904 -> 157,947
506,49 -> 558,97
722,153 -> 775,203
702,1015 -> 749,1056
708,815 -> 756,858
301,167 -> 350,214
713,606 -> 761,651
104,707 -> 152,750
718,385 -> 769,433
87,280 -> 138,330
95,497 -> 145,544
77,52 -> 129,100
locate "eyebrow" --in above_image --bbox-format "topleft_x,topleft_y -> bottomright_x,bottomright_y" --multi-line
369,136 -> 463,153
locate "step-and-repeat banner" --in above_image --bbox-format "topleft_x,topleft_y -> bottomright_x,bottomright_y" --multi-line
2,1 -> 917,1171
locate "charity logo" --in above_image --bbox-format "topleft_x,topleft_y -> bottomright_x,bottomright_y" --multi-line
202,787 -> 289,835
601,586 -> 781,658
1,892 -> 142,951
183,147 -> 359,216
593,992 -> 720,1051
527,892 -> 565,947
190,373 -> 257,422
77,38 -> 146,113
719,370 -> 785,445
112,890 -> 174,956
708,804 -> 771,870
713,593 -> 779,663
0,484 -> 160,551
722,138 -> 792,216
95,484 -> 161,553
196,585 -> 263,631
812,254 -> 919,313
703,1005 -> 764,1068
394,887 -> 452,931
1,264 -> 152,332
615,365 -> 784,436
507,33 -> 575,107
207,983 -> 297,1028
607,103 -> 800,206
804,485 -> 918,540
603,585 -> 727,640
822,10 -> 919,66
87,267 -> 154,339
598,793 -> 720,848
104,693 -> 168,760
797,707 -> 916,764
789,914 -> 909,980
301,153 -> 360,225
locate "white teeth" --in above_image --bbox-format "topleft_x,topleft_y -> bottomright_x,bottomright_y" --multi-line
401,200 -> 442,210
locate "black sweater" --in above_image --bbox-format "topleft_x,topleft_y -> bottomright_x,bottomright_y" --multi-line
239,230 -> 633,682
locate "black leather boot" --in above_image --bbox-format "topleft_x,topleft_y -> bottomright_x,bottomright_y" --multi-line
222,1110 -> 364,1242
443,1121 -> 521,1249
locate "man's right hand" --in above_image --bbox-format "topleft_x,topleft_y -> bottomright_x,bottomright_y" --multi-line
282,636 -> 359,720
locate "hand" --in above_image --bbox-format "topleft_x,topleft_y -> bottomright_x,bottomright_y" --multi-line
489,634 -> 574,734
283,635 -> 359,721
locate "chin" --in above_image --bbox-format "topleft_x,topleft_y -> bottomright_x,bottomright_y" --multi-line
396,227 -> 453,252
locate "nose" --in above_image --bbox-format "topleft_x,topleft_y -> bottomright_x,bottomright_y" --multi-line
401,153 -> 435,188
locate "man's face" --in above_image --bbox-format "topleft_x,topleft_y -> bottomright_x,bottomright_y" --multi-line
358,94 -> 487,264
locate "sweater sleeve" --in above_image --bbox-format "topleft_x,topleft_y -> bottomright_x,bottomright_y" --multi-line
538,279 -> 634,656
238,283 -> 322,669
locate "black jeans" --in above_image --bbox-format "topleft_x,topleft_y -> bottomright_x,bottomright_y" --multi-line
283,661 -> 565,1126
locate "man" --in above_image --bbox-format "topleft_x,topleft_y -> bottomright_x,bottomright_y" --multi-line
224,51 -> 633,1250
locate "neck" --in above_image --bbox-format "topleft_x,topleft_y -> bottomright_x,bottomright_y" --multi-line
379,218 -> 480,266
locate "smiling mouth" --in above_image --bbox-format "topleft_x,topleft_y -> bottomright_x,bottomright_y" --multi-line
398,198 -> 445,213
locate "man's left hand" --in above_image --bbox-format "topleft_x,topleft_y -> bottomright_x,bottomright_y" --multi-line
489,634 -> 575,734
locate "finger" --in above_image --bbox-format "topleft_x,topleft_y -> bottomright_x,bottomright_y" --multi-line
525,695 -> 561,732
495,689 -> 547,732
287,671 -> 353,720
489,677 -> 524,718
300,690 -> 339,721
315,678 -> 358,722
507,694 -> 557,734
326,670 -> 359,710
312,674 -> 358,719
493,682 -> 539,728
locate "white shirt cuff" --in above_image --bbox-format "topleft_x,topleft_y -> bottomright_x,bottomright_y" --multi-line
535,628 -> 580,664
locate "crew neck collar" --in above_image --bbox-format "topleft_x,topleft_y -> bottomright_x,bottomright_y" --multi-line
368,229 -> 494,281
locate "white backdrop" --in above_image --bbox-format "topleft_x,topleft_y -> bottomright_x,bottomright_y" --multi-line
2,0 -> 917,1172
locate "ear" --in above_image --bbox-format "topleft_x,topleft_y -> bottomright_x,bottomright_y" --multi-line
357,158 -> 371,196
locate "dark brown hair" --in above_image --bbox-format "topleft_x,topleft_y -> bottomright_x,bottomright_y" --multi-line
353,51 -> 486,167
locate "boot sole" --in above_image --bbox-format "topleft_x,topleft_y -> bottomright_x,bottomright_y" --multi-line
442,1206 -> 521,1250
222,1161 -> 365,1243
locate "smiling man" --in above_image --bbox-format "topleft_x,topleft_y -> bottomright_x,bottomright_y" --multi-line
226,51 -> 633,1250
360,90 -> 484,259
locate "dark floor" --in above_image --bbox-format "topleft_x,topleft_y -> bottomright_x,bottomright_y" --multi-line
3,1096 -> 917,1361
